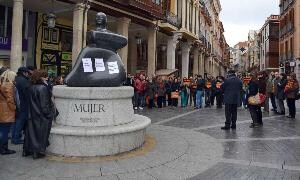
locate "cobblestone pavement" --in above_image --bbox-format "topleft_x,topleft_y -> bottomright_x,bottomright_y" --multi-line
1,103 -> 300,180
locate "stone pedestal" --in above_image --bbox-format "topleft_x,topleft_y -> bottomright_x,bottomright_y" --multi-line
48,86 -> 151,157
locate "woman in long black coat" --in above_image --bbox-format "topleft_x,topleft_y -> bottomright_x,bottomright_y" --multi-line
23,70 -> 55,159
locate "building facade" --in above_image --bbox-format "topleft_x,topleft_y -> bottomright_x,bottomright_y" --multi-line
279,0 -> 300,81
247,30 -> 260,72
260,15 -> 279,72
2,0 -> 228,78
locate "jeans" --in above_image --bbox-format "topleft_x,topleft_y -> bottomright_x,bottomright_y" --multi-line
205,90 -> 211,106
196,90 -> 203,108
0,123 -> 12,150
11,110 -> 27,143
276,98 -> 285,114
270,93 -> 277,110
287,98 -> 296,117
134,92 -> 143,108
225,104 -> 237,127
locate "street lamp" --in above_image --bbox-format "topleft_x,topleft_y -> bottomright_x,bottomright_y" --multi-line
46,12 -> 56,28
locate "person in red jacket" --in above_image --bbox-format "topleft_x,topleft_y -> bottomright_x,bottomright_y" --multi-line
133,74 -> 145,110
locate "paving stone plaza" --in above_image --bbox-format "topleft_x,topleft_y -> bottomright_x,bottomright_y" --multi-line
1,103 -> 300,180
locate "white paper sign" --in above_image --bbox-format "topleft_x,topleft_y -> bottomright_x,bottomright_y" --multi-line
107,61 -> 119,74
82,58 -> 93,72
95,58 -> 105,71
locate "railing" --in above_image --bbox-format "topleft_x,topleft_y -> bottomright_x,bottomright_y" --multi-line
127,0 -> 164,18
164,11 -> 182,28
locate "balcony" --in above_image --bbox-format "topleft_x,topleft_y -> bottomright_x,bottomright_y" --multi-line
124,0 -> 164,19
164,11 -> 181,28
280,0 -> 295,15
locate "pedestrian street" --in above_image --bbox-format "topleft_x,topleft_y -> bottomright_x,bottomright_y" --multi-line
1,102 -> 300,180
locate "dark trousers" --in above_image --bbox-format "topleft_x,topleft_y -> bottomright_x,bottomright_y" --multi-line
0,123 -> 12,150
225,104 -> 237,127
134,92 -> 143,108
287,98 -> 296,118
210,92 -> 215,105
216,93 -> 223,108
190,92 -> 196,106
270,93 -> 277,110
167,93 -> 172,106
172,98 -> 178,107
205,90 -> 211,106
11,110 -> 27,143
249,105 -> 262,124
148,99 -> 154,109
157,96 -> 163,108
162,95 -> 166,107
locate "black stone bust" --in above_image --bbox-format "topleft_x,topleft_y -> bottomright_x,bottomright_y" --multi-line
65,12 -> 127,87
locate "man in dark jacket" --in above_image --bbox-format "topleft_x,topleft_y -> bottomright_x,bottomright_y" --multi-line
11,67 -> 30,144
221,70 -> 243,130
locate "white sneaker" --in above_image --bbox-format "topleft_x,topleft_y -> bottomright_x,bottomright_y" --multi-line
139,107 -> 143,110
134,107 -> 138,110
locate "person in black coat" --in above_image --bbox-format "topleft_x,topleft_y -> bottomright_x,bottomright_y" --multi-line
221,70 -> 243,130
247,74 -> 262,128
11,67 -> 30,144
23,70 -> 55,159
171,78 -> 180,107
276,73 -> 287,115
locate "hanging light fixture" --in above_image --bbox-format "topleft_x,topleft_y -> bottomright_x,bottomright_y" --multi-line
47,12 -> 56,28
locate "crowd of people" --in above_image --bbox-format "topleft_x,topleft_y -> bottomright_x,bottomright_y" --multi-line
0,65 -> 298,158
125,70 -> 299,130
124,73 -> 226,110
0,66 -> 62,158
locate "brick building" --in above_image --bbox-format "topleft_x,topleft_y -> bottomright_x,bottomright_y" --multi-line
259,15 -> 279,72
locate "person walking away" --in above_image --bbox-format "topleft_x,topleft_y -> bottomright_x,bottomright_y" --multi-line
23,70 -> 55,159
171,78 -> 180,107
195,75 -> 205,109
285,73 -> 299,119
0,70 -> 17,155
215,76 -> 224,108
247,74 -> 262,128
221,70 -> 243,130
276,73 -> 287,115
11,67 -> 30,145
273,72 -> 281,113
156,78 -> 166,108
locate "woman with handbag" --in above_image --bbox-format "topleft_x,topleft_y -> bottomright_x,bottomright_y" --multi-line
247,73 -> 264,128
171,78 -> 180,107
23,70 -> 55,159
0,70 -> 17,155
276,73 -> 287,115
285,73 -> 299,119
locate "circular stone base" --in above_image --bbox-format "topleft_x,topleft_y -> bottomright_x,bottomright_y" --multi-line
48,115 -> 151,157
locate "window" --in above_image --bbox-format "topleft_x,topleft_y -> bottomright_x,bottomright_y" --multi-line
0,6 -> 5,37
152,0 -> 161,5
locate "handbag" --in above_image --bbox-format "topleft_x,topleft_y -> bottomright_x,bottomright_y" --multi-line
248,93 -> 266,105
171,91 -> 179,99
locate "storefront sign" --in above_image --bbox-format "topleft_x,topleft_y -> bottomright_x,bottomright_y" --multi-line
0,37 -> 28,51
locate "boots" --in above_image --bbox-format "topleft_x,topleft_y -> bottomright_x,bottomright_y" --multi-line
0,143 -> 16,155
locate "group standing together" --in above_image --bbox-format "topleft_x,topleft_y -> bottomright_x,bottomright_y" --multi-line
0,66 -> 61,159
125,73 -> 226,110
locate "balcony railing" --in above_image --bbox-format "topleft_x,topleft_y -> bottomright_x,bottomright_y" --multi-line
126,0 -> 164,19
164,11 -> 181,28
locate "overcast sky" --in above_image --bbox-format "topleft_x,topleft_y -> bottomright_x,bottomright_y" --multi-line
220,0 -> 279,47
